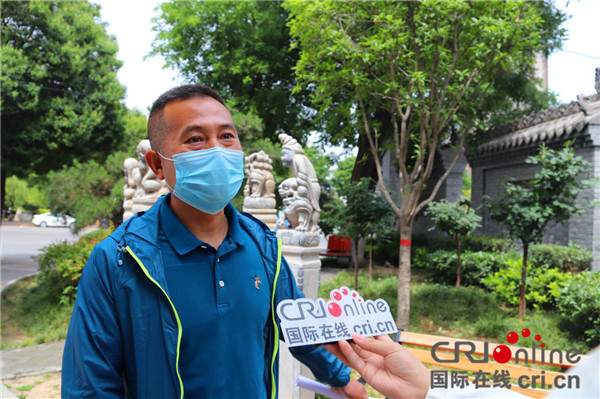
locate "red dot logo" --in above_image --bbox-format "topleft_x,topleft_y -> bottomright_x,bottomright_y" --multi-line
332,291 -> 342,301
341,288 -> 348,295
352,293 -> 357,297
328,303 -> 342,317
506,331 -> 519,344
521,328 -> 530,337
535,335 -> 541,341
541,343 -> 546,348
492,345 -> 512,364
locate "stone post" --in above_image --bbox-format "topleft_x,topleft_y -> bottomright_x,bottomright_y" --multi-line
276,134 -> 323,398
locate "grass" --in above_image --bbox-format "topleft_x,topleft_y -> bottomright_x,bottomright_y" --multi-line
320,270 -> 591,353
1,275 -> 73,349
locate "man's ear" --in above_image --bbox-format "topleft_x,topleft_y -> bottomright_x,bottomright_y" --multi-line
146,150 -> 165,180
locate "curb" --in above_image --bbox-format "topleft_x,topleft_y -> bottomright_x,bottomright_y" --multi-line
1,382 -> 18,399
0,272 -> 39,294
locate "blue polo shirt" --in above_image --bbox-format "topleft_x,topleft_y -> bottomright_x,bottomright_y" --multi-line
158,198 -> 271,398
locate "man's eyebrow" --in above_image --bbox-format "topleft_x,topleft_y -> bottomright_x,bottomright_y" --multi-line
181,123 -> 236,134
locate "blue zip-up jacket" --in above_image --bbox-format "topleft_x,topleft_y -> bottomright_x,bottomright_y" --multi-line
62,196 -> 350,398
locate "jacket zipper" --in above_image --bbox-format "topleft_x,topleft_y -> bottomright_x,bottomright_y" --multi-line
270,238 -> 282,399
125,246 -> 184,399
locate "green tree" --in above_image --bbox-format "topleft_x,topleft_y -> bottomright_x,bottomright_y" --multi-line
43,108 -> 149,228
151,0 -> 310,141
285,0 -> 564,329
487,144 -> 592,319
45,155 -> 124,229
335,178 -> 394,289
1,0 -> 126,210
425,199 -> 482,288
4,176 -> 49,212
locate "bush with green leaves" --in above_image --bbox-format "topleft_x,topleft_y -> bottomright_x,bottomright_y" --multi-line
425,199 -> 481,287
482,257 -> 573,310
36,229 -> 111,304
487,143 -> 593,319
557,271 -> 600,347
413,249 -> 521,287
529,243 -> 592,272
462,235 -> 514,253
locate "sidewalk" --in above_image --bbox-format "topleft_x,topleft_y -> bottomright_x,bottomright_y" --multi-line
1,340 -> 64,398
1,340 -> 64,379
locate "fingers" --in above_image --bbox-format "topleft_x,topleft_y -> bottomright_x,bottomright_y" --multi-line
337,339 -> 367,373
353,333 -> 403,358
374,334 -> 394,343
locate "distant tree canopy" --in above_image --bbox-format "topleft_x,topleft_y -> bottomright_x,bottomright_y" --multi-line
151,0 -> 311,142
1,0 -> 126,207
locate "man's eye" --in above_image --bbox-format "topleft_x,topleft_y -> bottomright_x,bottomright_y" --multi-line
187,137 -> 203,143
221,133 -> 235,139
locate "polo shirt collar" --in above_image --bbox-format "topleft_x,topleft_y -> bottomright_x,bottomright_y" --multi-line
159,195 -> 248,256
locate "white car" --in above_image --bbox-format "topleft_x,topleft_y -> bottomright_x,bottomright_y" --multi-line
32,212 -> 76,228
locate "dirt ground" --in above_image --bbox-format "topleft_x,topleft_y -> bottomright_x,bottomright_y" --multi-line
3,372 -> 61,399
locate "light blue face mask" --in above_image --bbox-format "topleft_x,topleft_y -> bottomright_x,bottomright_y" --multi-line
159,147 -> 245,214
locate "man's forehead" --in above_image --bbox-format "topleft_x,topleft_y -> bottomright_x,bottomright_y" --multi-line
164,96 -> 229,116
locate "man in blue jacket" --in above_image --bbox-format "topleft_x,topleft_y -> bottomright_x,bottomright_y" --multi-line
62,85 -> 367,399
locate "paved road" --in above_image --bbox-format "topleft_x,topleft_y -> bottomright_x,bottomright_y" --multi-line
0,224 -> 93,290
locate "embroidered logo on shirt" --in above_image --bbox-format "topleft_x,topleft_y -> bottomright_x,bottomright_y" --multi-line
253,275 -> 262,290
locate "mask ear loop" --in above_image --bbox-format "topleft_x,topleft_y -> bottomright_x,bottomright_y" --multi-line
157,152 -> 176,191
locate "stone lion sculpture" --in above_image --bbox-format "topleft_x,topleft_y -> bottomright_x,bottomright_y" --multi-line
243,151 -> 276,209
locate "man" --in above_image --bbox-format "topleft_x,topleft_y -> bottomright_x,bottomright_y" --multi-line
62,85 -> 367,398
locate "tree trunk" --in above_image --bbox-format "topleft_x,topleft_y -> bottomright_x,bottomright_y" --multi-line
369,233 -> 373,282
356,237 -> 366,265
353,238 -> 360,291
1,168 -> 6,217
396,221 -> 413,330
455,235 -> 462,288
519,241 -> 529,320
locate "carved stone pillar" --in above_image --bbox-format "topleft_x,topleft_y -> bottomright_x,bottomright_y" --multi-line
277,134 -> 324,399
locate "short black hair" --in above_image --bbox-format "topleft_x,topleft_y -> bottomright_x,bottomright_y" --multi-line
147,84 -> 226,152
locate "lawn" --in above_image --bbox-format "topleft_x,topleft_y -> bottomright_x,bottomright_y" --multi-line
1,276 -> 72,349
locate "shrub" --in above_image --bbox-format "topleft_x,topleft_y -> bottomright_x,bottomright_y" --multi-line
529,243 -> 592,272
411,284 -> 501,324
36,228 -> 111,304
557,271 -> 600,347
482,257 -> 573,310
462,235 -> 514,253
413,249 -> 520,287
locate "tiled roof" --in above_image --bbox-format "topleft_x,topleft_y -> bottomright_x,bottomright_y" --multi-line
478,92 -> 600,154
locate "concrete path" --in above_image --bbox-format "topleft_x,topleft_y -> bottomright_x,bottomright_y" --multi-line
1,340 -> 64,398
1,340 -> 64,380
1,382 -> 18,399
